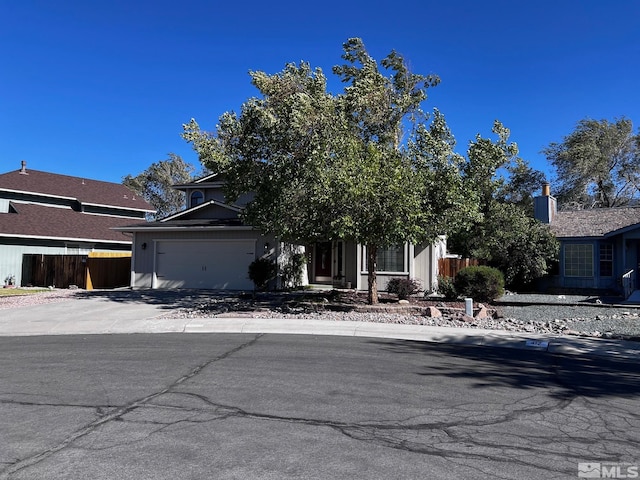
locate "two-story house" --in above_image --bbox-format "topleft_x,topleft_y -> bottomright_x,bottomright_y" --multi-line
0,161 -> 154,287
117,173 -> 445,292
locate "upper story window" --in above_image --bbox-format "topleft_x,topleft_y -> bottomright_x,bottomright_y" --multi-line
190,191 -> 204,207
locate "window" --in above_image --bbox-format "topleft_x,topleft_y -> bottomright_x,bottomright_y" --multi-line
190,191 -> 204,207
362,245 -> 407,273
599,243 -> 613,277
564,244 -> 593,277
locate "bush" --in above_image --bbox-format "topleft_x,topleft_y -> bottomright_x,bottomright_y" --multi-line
435,275 -> 458,300
454,266 -> 504,303
248,258 -> 277,290
386,278 -> 421,300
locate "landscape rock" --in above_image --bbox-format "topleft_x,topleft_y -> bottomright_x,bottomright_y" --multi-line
460,314 -> 475,324
423,306 -> 442,318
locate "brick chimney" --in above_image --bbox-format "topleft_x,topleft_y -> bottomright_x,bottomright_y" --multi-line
534,182 -> 557,224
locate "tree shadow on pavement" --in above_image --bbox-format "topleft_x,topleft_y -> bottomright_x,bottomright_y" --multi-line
73,289 -> 352,314
368,338 -> 640,400
74,289 -> 259,312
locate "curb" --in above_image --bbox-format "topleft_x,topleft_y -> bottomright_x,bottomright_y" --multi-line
2,312 -> 639,361
31,316 -> 634,362
184,318 -> 640,361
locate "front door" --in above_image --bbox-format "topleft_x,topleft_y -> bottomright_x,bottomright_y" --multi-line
314,241 -> 332,282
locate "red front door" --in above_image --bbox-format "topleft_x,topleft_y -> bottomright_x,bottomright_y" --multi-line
314,242 -> 332,281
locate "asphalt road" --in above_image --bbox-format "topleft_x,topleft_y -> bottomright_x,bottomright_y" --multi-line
1,334 -> 638,479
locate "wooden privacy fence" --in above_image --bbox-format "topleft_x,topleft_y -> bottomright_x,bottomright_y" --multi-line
438,257 -> 479,279
21,253 -> 131,290
22,254 -> 86,289
86,253 -> 131,290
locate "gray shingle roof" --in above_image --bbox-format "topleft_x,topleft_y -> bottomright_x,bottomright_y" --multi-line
551,207 -> 640,238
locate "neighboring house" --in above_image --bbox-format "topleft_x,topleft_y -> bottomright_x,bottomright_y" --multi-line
0,161 -> 155,287
535,183 -> 640,297
116,173 -> 446,292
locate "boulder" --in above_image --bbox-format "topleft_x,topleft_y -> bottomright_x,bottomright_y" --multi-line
473,305 -> 491,320
423,306 -> 442,318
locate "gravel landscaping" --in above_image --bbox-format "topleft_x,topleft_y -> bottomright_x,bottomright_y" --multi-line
1,288 -> 640,341
0,288 -> 78,309
157,290 -> 640,341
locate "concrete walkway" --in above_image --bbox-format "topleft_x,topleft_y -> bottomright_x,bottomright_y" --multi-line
1,291 -> 639,361
625,289 -> 640,304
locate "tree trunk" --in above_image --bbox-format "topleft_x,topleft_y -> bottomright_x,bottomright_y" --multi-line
367,244 -> 379,304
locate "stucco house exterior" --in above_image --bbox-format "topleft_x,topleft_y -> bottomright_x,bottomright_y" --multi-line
0,162 -> 154,287
535,183 -> 640,298
117,173 -> 445,292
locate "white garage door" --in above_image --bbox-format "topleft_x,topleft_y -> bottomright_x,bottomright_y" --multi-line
155,240 -> 256,290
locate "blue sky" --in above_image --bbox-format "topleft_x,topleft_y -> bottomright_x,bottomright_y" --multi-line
1,0 -> 638,185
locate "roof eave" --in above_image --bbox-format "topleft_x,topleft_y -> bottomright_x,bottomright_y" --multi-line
0,187 -> 76,201
0,232 -> 132,244
604,223 -> 640,238
160,200 -> 242,222
171,173 -> 221,190
112,225 -> 254,232
81,201 -> 156,213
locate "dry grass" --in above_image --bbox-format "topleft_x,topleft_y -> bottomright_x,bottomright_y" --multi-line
0,288 -> 49,296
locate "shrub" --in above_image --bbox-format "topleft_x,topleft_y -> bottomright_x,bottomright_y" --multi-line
435,275 -> 458,300
248,258 -> 277,290
453,266 -> 504,303
386,278 -> 421,300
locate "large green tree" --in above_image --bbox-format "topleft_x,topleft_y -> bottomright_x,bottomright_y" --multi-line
495,157 -> 547,215
183,38 -> 473,304
123,153 -> 196,220
543,117 -> 640,208
468,202 -> 559,289
449,122 -> 558,289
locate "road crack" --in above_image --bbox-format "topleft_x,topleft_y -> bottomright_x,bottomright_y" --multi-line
0,334 -> 263,479
129,390 -> 581,475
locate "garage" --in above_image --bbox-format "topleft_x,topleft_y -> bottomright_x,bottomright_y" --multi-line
154,239 -> 256,290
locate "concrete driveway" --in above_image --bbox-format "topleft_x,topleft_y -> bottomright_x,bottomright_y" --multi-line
0,289 -> 211,335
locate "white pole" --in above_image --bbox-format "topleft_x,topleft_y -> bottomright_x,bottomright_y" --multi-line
465,298 -> 473,316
